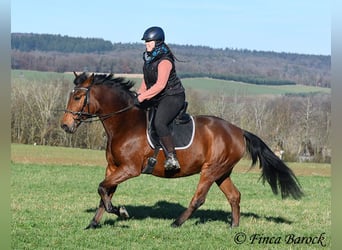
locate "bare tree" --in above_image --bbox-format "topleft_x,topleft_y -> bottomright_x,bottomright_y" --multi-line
206,89 -> 228,118
11,79 -> 64,145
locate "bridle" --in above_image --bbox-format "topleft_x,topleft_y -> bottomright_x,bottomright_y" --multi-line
64,86 -> 134,123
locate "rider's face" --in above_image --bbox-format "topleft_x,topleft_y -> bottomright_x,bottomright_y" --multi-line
145,41 -> 156,52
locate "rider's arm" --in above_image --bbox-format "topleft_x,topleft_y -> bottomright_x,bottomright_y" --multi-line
137,60 -> 172,102
137,79 -> 147,94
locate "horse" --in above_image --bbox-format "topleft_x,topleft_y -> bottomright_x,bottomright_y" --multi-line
60,72 -> 303,229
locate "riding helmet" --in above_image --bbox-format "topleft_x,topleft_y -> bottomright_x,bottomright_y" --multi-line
141,26 -> 165,42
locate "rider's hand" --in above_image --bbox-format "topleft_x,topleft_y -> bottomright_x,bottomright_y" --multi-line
133,95 -> 141,107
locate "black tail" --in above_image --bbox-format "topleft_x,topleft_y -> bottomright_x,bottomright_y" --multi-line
243,130 -> 303,200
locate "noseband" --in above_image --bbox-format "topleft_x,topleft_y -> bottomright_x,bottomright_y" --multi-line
64,86 -> 134,123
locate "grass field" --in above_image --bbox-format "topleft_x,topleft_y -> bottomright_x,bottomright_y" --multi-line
11,144 -> 331,249
182,77 -> 330,97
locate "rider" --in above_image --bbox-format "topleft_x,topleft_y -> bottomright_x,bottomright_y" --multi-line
134,26 -> 186,171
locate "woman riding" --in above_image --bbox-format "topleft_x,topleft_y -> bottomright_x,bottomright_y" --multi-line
134,26 -> 186,171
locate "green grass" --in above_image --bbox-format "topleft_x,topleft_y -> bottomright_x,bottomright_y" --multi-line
11,145 -> 331,249
11,143 -> 107,167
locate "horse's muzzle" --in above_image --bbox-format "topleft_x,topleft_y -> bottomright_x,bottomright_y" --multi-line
60,112 -> 81,134
61,123 -> 73,133
61,121 -> 79,134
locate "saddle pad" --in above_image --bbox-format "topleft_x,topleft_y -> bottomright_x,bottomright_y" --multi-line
147,116 -> 195,150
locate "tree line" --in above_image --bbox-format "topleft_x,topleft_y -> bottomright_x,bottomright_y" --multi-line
11,33 -> 331,87
11,33 -> 113,53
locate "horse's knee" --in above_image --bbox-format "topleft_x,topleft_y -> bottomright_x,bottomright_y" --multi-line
98,183 -> 116,195
97,184 -> 106,196
97,185 -> 111,210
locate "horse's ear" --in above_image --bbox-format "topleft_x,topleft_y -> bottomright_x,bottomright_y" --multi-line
89,73 -> 95,84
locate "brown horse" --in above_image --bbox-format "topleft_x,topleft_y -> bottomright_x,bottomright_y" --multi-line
60,72 -> 303,229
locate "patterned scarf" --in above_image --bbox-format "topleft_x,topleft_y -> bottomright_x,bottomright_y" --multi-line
143,43 -> 170,64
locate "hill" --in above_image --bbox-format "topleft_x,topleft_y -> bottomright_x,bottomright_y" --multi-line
11,33 -> 330,87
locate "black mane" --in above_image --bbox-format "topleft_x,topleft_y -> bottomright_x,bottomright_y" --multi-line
74,72 -> 136,93
93,73 -> 136,91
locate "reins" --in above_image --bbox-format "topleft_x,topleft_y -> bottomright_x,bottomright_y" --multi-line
63,86 -> 134,123
63,105 -> 134,123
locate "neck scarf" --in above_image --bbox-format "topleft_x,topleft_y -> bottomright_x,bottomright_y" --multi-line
143,43 -> 170,64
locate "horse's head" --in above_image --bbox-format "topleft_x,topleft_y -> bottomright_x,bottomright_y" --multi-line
60,72 -> 136,134
60,72 -> 96,133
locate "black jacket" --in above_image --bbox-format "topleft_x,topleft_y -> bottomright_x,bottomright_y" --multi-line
143,52 -> 184,101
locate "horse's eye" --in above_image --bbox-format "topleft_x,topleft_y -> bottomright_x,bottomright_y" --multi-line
73,95 -> 82,101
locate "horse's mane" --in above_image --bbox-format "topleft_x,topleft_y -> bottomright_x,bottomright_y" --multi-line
74,72 -> 136,94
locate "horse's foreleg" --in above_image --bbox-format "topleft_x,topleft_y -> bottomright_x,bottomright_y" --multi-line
97,166 -> 139,216
216,176 -> 241,227
85,187 -> 118,229
97,185 -> 120,214
85,173 -> 133,230
85,199 -> 106,229
172,173 -> 214,227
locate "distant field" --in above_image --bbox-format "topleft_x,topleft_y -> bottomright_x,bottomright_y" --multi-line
12,70 -> 330,96
11,144 -> 331,249
12,69 -> 74,82
182,77 -> 330,96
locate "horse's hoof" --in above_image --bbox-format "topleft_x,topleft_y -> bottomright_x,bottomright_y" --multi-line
84,220 -> 100,230
171,221 -> 181,228
119,206 -> 130,219
230,224 -> 239,229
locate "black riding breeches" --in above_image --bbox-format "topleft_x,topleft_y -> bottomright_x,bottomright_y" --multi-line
153,92 -> 185,137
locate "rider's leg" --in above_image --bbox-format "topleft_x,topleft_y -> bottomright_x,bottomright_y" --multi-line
154,93 -> 185,170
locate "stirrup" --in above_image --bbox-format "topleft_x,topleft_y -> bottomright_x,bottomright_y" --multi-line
164,154 -> 180,171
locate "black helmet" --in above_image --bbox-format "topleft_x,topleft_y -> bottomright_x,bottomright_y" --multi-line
141,26 -> 165,42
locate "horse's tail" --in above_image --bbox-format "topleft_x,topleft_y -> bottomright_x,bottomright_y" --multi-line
243,130 -> 303,200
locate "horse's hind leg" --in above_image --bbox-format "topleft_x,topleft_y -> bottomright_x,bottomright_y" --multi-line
215,175 -> 241,227
172,171 -> 214,227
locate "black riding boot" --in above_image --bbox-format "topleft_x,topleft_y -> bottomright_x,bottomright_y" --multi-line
159,135 -> 180,170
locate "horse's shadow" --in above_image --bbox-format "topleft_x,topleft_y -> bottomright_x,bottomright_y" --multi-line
85,200 -> 292,227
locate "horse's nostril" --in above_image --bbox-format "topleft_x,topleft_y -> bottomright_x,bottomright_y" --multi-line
61,124 -> 69,132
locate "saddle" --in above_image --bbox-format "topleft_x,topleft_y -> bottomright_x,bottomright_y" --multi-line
147,102 -> 194,149
142,102 -> 195,174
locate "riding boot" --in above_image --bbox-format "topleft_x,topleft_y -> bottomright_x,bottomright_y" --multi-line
159,135 -> 180,170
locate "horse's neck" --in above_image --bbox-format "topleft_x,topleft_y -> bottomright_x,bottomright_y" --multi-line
94,87 -> 146,139
101,109 -> 146,139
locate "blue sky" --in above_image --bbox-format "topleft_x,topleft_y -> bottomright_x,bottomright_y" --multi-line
11,0 -> 330,55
